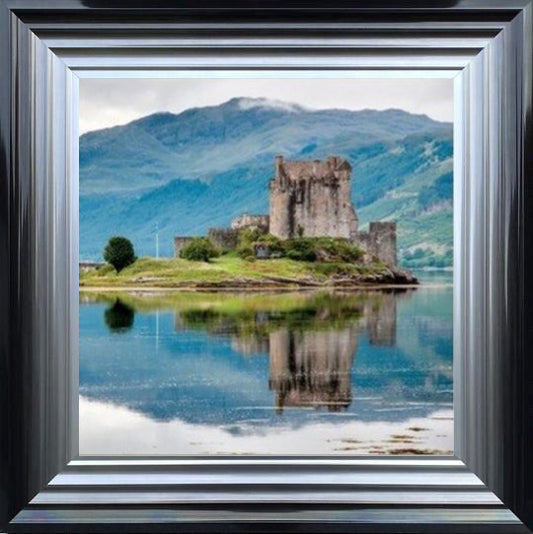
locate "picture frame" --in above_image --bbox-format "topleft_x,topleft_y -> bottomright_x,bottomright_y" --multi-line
1,1 -> 532,532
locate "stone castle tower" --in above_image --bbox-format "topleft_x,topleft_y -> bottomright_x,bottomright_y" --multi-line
193,155 -> 398,266
269,155 -> 358,240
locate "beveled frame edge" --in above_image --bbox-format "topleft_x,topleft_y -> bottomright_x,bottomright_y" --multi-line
1,1 -> 532,533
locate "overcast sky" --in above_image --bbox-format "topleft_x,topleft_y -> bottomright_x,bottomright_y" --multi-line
79,77 -> 453,135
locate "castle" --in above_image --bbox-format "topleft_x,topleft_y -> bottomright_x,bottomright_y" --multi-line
270,155 -> 358,240
175,155 -> 397,266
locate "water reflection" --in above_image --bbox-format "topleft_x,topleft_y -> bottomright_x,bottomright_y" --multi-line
365,292 -> 397,346
80,279 -> 453,454
269,326 -> 357,412
104,299 -> 135,332
170,291 -> 409,413
80,288 -> 453,424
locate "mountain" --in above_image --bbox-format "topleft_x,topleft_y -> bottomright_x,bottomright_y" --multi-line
80,97 -> 453,267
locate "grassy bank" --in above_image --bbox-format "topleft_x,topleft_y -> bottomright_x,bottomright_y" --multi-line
79,254 -> 416,290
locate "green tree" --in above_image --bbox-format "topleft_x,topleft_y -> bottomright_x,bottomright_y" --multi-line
103,236 -> 136,272
180,237 -> 220,262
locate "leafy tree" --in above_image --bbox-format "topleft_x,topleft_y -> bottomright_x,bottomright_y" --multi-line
180,237 -> 220,262
103,236 -> 136,272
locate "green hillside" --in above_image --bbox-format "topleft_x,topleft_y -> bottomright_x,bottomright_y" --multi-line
80,98 -> 453,268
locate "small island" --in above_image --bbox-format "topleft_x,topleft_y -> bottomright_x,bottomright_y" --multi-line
80,155 -> 417,291
79,254 -> 417,291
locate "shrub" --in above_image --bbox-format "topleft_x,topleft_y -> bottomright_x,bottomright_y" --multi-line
255,233 -> 284,255
239,227 -> 265,245
283,237 -> 362,263
103,236 -> 136,272
236,243 -> 255,260
283,238 -> 317,262
180,237 -> 220,262
236,233 -> 364,264
313,237 -> 363,263
237,229 -> 278,260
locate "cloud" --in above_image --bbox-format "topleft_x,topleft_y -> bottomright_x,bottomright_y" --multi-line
79,77 -> 453,135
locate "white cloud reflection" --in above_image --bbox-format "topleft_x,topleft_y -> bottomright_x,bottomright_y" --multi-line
79,396 -> 453,456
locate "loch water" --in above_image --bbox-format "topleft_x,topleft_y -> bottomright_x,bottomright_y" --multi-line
79,271 -> 453,455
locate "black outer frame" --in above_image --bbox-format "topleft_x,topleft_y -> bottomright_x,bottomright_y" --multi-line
1,1 -> 532,533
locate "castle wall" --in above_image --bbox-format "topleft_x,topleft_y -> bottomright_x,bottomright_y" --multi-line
231,214 -> 269,232
208,227 -> 240,252
269,181 -> 293,239
369,222 -> 397,266
356,231 -> 371,255
355,222 -> 397,267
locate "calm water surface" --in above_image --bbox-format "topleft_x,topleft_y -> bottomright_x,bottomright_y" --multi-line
79,271 -> 453,455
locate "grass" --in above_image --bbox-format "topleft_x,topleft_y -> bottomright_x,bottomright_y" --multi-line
79,254 -> 390,289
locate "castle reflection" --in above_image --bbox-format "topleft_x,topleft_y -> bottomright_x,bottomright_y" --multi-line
364,292 -> 398,346
268,326 -> 357,413
173,290 -> 414,413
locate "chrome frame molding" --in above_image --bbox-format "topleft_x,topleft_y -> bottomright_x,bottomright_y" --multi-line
1,1 -> 532,533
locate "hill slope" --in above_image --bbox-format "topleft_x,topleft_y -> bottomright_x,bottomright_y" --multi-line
80,97 -> 453,267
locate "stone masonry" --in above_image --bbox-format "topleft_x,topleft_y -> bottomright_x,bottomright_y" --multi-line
207,227 -> 240,253
269,155 -> 358,241
357,222 -> 397,267
231,214 -> 269,233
